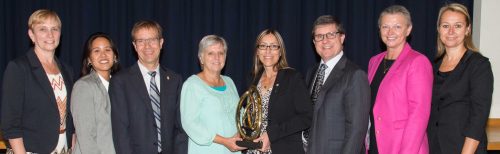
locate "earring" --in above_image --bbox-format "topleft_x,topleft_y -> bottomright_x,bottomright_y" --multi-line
87,62 -> 92,67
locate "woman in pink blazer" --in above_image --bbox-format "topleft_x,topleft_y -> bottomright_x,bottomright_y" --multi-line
367,5 -> 433,154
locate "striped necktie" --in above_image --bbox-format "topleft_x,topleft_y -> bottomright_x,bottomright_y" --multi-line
149,71 -> 162,152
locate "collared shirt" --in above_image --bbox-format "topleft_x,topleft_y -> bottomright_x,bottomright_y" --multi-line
97,73 -> 110,91
319,51 -> 343,84
137,61 -> 161,94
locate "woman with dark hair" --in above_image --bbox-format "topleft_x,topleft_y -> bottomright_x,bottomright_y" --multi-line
79,32 -> 120,76
70,32 -> 120,154
427,3 -> 493,154
244,29 -> 312,154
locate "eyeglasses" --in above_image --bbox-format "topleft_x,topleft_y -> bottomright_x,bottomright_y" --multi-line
134,38 -> 159,46
313,32 -> 341,42
257,44 -> 280,50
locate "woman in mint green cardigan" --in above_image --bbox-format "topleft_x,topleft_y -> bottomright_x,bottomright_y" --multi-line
181,35 -> 246,154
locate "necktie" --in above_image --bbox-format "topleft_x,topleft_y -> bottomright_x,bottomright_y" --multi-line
302,64 -> 327,151
149,71 -> 162,152
311,64 -> 327,103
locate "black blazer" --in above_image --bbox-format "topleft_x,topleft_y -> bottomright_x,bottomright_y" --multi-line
251,68 -> 313,154
109,63 -> 187,154
305,55 -> 371,154
427,51 -> 493,154
1,49 -> 75,153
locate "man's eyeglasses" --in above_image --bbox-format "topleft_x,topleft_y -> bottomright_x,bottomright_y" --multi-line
313,32 -> 341,42
134,38 -> 160,46
257,44 -> 280,50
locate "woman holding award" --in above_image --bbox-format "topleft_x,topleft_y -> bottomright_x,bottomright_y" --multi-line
181,35 -> 246,153
244,29 -> 313,154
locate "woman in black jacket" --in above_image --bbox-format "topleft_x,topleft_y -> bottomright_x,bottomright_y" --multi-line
427,3 -> 494,154
243,29 -> 313,154
1,9 -> 75,154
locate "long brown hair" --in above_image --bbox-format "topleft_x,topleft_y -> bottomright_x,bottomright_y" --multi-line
436,3 -> 478,58
251,29 -> 289,81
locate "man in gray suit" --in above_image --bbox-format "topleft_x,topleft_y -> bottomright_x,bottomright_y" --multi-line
303,15 -> 370,154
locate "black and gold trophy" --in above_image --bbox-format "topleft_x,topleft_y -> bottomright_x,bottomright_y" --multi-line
235,86 -> 263,149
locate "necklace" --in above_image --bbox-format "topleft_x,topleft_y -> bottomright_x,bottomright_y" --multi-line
261,73 -> 277,89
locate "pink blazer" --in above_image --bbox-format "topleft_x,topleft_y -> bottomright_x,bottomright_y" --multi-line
368,43 -> 433,154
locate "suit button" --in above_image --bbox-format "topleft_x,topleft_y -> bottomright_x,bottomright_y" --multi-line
377,117 -> 382,120
376,130 -> 380,134
439,97 -> 444,101
435,122 -> 439,126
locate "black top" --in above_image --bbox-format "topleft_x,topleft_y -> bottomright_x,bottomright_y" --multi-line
368,59 -> 394,154
435,71 -> 450,91
427,51 -> 493,154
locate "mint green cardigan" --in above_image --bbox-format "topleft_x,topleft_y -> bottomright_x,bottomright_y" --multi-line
180,75 -> 241,154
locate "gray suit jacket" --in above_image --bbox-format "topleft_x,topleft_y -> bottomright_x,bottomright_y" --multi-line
71,71 -> 116,154
306,55 -> 371,154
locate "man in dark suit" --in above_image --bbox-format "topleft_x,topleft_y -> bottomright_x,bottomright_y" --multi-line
304,15 -> 371,154
109,20 -> 187,154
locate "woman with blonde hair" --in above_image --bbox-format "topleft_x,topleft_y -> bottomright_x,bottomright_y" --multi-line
1,9 -> 75,154
427,3 -> 493,154
367,5 -> 433,154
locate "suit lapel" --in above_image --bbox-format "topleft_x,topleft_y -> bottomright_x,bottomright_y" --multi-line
379,43 -> 411,85
90,71 -> 108,95
268,69 -> 284,111
27,50 -> 57,106
159,67 -> 173,113
314,55 -> 347,110
129,64 -> 154,113
306,64 -> 319,94
437,51 -> 472,97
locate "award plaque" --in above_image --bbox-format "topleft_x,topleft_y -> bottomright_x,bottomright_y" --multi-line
235,86 -> 263,149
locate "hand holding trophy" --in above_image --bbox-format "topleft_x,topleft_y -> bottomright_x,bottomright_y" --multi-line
235,86 -> 263,149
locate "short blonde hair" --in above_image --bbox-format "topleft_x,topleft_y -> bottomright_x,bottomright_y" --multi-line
28,9 -> 61,30
436,3 -> 477,58
378,5 -> 412,27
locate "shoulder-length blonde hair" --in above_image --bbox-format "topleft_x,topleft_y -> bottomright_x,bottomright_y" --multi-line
436,3 -> 478,58
251,29 -> 289,80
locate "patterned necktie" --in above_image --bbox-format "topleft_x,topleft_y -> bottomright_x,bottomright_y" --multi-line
302,63 -> 327,151
311,64 -> 327,103
148,71 -> 162,152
